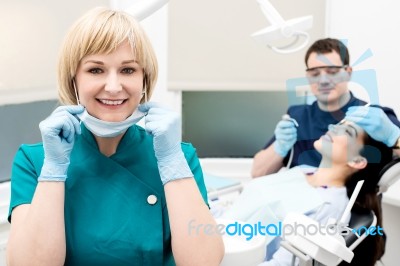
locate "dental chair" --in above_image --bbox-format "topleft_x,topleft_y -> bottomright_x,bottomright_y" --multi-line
280,158 -> 400,266
337,157 -> 400,266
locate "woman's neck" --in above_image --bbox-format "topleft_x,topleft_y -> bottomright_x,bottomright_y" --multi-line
306,161 -> 350,188
94,134 -> 124,157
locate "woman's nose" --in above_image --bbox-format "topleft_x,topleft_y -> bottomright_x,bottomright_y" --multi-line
104,73 -> 122,93
328,124 -> 340,134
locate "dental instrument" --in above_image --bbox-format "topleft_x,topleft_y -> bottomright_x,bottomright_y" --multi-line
282,114 -> 299,169
338,103 -> 370,125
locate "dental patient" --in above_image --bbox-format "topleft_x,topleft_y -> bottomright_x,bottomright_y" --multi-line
223,122 -> 391,266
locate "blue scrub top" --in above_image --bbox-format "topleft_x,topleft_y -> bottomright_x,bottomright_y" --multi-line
264,93 -> 400,167
8,124 -> 209,266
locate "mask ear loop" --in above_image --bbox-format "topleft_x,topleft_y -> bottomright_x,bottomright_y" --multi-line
72,79 -> 81,105
142,75 -> 148,103
143,89 -> 147,103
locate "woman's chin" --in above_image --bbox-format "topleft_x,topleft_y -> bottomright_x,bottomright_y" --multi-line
313,139 -> 321,151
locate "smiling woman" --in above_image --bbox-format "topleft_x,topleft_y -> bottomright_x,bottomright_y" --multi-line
6,7 -> 224,266
74,42 -> 146,123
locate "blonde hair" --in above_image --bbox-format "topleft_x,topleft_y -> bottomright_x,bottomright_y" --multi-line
58,7 -> 158,104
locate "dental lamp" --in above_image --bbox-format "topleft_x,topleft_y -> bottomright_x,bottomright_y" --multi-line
251,0 -> 313,54
110,0 -> 169,21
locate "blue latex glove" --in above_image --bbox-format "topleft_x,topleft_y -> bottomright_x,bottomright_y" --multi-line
273,119 -> 297,157
345,106 -> 400,147
38,105 -> 84,181
139,102 -> 193,185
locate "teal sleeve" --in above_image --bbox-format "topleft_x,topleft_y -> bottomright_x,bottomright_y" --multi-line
181,143 -> 209,206
8,144 -> 43,222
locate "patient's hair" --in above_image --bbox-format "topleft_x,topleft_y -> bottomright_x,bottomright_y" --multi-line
304,38 -> 350,67
345,135 -> 392,265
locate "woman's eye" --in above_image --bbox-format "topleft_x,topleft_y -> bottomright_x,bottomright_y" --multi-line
88,68 -> 103,74
122,68 -> 135,74
345,129 -> 355,137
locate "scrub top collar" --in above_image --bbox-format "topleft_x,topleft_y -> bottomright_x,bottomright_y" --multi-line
313,92 -> 365,120
80,123 -> 140,154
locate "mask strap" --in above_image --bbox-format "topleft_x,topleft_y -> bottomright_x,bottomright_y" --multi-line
72,79 -> 80,105
142,75 -> 148,103
143,89 -> 147,103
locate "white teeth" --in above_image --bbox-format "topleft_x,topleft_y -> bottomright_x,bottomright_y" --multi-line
99,99 -> 124,105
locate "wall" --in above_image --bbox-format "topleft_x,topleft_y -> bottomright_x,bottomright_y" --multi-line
0,0 -> 110,104
326,0 -> 400,115
168,0 -> 326,91
381,202 -> 400,266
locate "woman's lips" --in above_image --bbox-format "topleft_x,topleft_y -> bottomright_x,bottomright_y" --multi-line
98,99 -> 126,105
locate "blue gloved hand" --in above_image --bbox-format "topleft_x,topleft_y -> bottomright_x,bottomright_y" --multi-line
139,102 -> 193,185
345,106 -> 400,147
273,119 -> 297,157
38,105 -> 84,182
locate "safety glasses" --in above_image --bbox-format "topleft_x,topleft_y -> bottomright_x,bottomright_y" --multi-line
305,65 -> 349,83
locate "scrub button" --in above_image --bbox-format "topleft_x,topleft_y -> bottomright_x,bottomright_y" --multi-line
147,195 -> 158,205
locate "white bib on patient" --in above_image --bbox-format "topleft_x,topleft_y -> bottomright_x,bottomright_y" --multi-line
222,167 -> 324,244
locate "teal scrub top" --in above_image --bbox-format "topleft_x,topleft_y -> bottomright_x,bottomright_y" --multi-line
8,124 -> 209,266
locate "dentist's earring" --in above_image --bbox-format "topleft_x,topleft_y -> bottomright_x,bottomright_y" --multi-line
72,79 -> 81,105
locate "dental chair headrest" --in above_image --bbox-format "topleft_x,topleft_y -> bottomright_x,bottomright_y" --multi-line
377,157 -> 400,194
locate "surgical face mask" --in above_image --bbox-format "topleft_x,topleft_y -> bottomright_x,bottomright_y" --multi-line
77,107 -> 146,138
72,79 -> 147,137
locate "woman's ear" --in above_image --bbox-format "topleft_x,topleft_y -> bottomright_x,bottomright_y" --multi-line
347,156 -> 367,170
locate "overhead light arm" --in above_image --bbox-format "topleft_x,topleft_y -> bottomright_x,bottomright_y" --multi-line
111,0 -> 169,21
251,0 -> 313,54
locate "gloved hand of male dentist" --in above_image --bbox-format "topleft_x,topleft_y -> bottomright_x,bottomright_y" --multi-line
139,102 -> 193,185
345,105 -> 400,147
273,118 -> 298,158
38,105 -> 84,181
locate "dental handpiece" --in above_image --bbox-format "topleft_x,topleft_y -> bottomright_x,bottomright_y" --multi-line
281,114 -> 299,169
282,114 -> 299,127
338,102 -> 371,125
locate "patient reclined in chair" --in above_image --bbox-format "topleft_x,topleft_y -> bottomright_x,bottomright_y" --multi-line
222,166 -> 351,266
223,122 -> 392,266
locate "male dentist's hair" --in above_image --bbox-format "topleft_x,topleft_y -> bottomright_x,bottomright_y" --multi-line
304,38 -> 350,67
